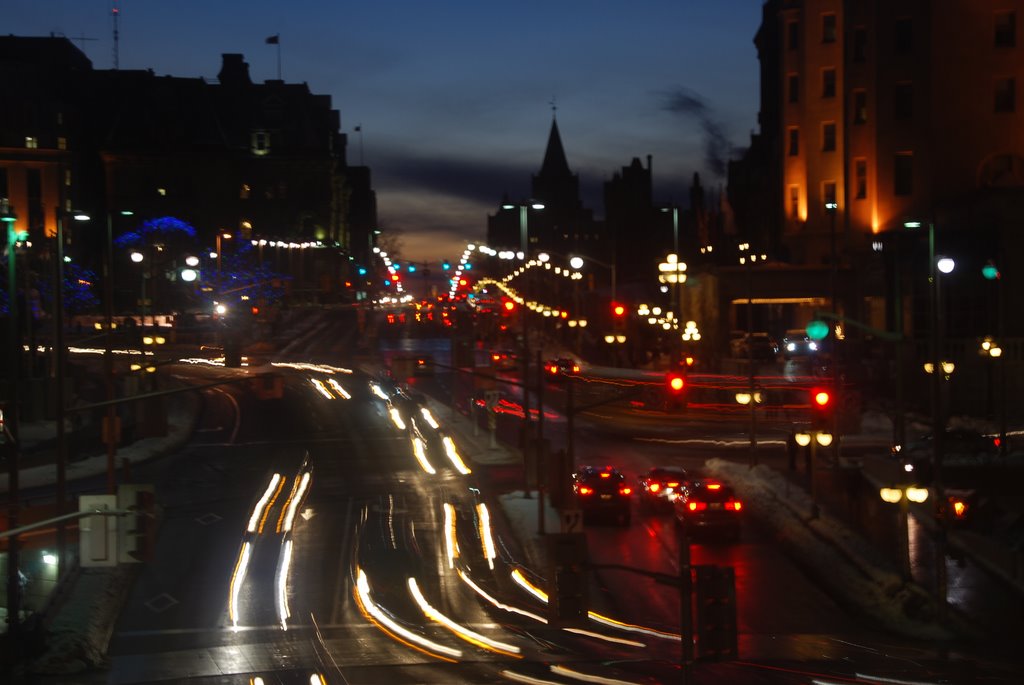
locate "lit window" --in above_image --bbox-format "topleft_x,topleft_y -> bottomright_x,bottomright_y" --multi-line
157,187 -> 167,196
25,136 -> 38,149
57,137 -> 67,150
251,130 -> 270,156
822,68 -> 836,98
789,185 -> 800,218
822,14 -> 837,43
854,159 -> 867,199
788,128 -> 799,156
853,90 -> 867,124
995,11 -> 1016,48
822,122 -> 836,152
994,77 -> 1016,113
823,181 -> 837,209
64,170 -> 72,187
240,183 -> 251,199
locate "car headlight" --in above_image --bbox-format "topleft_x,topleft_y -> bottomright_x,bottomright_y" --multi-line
786,343 -> 796,352
809,342 -> 818,351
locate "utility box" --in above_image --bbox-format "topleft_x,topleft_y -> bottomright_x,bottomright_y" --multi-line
547,532 -> 589,627
79,495 -> 118,568
694,564 -> 738,660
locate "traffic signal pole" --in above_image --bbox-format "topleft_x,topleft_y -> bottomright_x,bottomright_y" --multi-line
6,217 -> 22,638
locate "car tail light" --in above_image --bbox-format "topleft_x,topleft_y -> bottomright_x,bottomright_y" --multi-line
666,481 -> 680,488
687,501 -> 707,512
725,500 -> 743,511
619,486 -> 632,496
578,486 -> 594,496
600,472 -> 611,479
548,365 -> 558,375
571,364 -> 580,373
649,482 -> 661,493
706,483 -> 722,490
492,354 -> 500,362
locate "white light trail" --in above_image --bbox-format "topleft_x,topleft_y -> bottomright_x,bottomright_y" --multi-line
327,378 -> 351,399
457,570 -> 547,623
443,502 -> 459,569
419,407 -> 440,429
354,568 -> 462,659
248,474 -> 283,533
476,503 -> 496,569
441,435 -> 472,474
278,472 -> 312,533
407,578 -> 521,656
276,539 -> 294,629
389,404 -> 407,430
310,378 -> 334,399
411,437 -> 436,474
550,664 -> 644,684
228,541 -> 253,628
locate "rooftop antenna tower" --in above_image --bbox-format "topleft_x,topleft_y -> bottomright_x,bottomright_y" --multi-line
111,0 -> 120,69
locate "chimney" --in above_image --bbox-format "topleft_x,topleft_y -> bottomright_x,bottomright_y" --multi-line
218,54 -> 252,86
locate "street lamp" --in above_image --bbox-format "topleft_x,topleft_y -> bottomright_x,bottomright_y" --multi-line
878,485 -> 929,581
658,253 -> 687,365
54,207 -> 91,582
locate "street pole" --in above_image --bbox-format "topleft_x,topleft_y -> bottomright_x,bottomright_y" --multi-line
893,235 -> 905,448
5,212 -> 22,637
828,204 -> 840,464
678,521 -> 693,683
746,248 -> 756,467
54,210 -> 68,581
104,213 -> 117,493
536,349 -> 545,535
518,206 -> 532,453
928,221 -> 948,621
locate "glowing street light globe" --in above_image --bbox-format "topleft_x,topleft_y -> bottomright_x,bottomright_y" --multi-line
937,257 -> 955,274
130,251 -> 144,263
180,268 -> 198,282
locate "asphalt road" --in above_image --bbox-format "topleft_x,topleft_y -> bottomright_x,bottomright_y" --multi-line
97,309 -> 1022,684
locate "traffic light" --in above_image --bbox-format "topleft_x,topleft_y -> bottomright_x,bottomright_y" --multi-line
118,484 -> 158,563
612,302 -> 626,318
503,300 -> 516,313
666,372 -> 686,394
810,387 -> 832,429
694,565 -> 738,660
442,260 -> 450,271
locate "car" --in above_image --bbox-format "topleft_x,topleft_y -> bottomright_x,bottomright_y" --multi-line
673,479 -> 743,541
781,329 -> 820,359
729,332 -> 779,360
544,357 -> 580,380
489,348 -> 518,371
573,465 -> 632,525
893,428 -> 1001,479
639,467 -> 689,512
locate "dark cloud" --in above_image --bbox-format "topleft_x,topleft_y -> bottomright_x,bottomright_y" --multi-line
661,87 -> 738,179
369,145 -> 534,207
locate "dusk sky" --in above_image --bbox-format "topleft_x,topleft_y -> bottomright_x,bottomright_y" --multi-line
9,1 -> 764,263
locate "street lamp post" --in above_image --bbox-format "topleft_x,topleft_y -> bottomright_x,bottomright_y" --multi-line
54,207 -> 90,580
3,202 -> 23,636
879,485 -> 929,582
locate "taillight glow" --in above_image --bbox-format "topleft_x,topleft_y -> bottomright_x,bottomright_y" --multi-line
649,483 -> 661,493
667,481 -> 679,488
600,472 -> 611,478
726,500 -> 743,511
578,486 -> 594,496
687,501 -> 707,512
706,483 -> 722,490
619,486 -> 632,496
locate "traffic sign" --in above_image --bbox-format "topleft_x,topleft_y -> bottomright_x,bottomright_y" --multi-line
560,508 -> 583,533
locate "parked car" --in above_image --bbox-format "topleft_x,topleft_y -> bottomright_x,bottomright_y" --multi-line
674,479 -> 743,542
639,467 -> 689,513
544,357 -> 580,380
573,465 -> 632,525
729,332 -> 779,360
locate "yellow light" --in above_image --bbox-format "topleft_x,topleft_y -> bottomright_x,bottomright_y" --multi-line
990,346 -> 1003,358
795,432 -> 811,446
941,361 -> 955,375
735,392 -> 751,405
816,432 -> 833,447
880,488 -> 903,504
143,336 -> 154,345
952,500 -> 967,517
923,362 -> 935,374
906,487 -> 929,503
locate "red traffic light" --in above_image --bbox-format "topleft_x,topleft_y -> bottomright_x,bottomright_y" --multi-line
811,388 -> 832,407
503,300 -> 516,312
666,372 -> 685,393
612,302 -> 626,317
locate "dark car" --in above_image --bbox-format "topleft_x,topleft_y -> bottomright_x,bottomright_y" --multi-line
781,329 -> 820,359
489,349 -> 518,371
729,332 -> 779,360
674,479 -> 743,542
544,357 -> 580,380
639,467 -> 689,513
894,428 -> 1000,480
573,465 -> 632,525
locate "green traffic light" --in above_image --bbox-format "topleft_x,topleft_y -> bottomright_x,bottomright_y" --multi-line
806,320 -> 829,341
982,263 -> 1000,280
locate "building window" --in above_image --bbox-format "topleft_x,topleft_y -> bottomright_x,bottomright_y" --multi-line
788,73 -> 800,103
853,90 -> 868,124
895,18 -> 913,54
25,136 -> 38,149
995,11 -> 1016,47
64,170 -> 72,187
789,185 -> 800,218
788,128 -> 800,156
788,21 -> 800,50
853,27 -> 867,62
822,68 -> 836,98
995,77 -> 1016,113
240,183 -> 251,199
822,122 -> 837,151
855,159 -> 867,199
57,137 -> 67,150
894,153 -> 913,196
894,82 -> 913,119
823,182 -> 837,209
251,130 -> 270,156
823,13 -> 837,43
157,187 -> 167,197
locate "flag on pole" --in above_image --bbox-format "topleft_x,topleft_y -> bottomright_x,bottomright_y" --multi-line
265,34 -> 280,45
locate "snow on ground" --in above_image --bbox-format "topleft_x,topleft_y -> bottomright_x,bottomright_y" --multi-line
703,458 -> 962,640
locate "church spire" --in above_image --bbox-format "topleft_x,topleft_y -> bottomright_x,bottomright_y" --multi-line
538,116 -> 571,179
